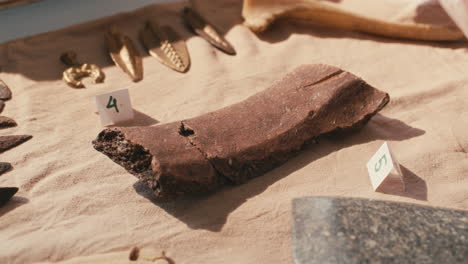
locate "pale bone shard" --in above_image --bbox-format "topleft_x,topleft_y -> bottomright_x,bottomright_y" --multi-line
93,64 -> 389,200
106,27 -> 143,82
242,0 -> 465,41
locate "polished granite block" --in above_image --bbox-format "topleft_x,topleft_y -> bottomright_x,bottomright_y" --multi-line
292,197 -> 468,264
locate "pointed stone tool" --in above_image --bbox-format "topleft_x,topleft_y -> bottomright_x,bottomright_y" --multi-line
292,197 -> 468,264
0,135 -> 32,154
0,116 -> 17,129
140,21 -> 190,73
183,7 -> 236,55
0,187 -> 18,207
0,79 -> 12,101
106,27 -> 143,82
0,162 -> 12,176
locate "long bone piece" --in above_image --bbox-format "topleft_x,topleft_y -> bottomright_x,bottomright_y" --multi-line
242,0 -> 465,41
93,64 -> 389,200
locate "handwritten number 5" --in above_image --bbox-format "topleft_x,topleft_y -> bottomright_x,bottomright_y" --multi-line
106,96 -> 119,113
374,154 -> 387,172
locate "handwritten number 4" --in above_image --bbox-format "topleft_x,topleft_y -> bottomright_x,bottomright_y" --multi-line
374,154 -> 387,173
106,96 -> 119,113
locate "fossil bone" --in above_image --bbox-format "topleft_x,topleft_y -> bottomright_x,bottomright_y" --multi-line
60,51 -> 105,89
242,0 -> 465,41
93,64 -> 389,200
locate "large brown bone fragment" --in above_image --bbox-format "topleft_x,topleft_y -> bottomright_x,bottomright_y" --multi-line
93,64 -> 389,200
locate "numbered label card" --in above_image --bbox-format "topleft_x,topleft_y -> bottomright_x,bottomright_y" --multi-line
95,88 -> 134,126
366,142 -> 404,191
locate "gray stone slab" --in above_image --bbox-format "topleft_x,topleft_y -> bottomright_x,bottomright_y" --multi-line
292,197 -> 468,264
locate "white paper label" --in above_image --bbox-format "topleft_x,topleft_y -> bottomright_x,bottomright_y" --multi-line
366,142 -> 403,191
439,0 -> 468,39
95,88 -> 134,126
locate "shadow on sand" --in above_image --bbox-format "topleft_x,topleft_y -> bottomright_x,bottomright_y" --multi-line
133,114 -> 426,232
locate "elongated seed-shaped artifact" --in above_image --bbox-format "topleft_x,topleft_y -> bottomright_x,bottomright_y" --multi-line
140,21 -> 190,73
93,64 -> 389,200
183,7 -> 236,55
106,27 -> 143,82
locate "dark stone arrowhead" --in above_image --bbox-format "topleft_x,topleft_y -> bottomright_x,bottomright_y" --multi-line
0,187 -> 18,207
0,162 -> 12,175
0,116 -> 17,129
0,135 -> 32,153
0,79 -> 12,101
292,197 -> 468,264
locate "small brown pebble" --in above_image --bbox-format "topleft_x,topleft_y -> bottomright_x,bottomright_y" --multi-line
0,79 -> 12,101
0,162 -> 12,175
129,246 -> 140,261
0,135 -> 33,154
0,116 -> 17,129
0,187 -> 18,207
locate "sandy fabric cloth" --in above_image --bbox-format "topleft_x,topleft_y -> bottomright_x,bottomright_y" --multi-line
0,0 -> 467,263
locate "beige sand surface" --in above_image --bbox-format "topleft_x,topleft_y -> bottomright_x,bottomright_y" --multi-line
0,0 -> 467,263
